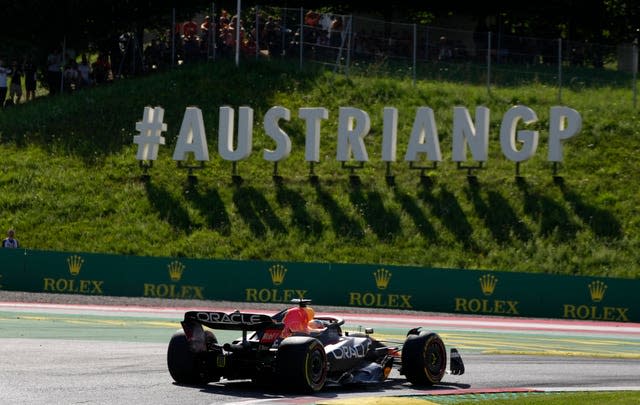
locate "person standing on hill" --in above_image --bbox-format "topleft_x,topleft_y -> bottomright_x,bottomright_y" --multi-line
0,59 -> 11,108
23,56 -> 37,101
8,60 -> 23,105
76,54 -> 92,88
2,229 -> 19,248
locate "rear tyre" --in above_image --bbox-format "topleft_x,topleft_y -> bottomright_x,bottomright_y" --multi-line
167,330 -> 208,385
401,331 -> 447,386
276,336 -> 327,393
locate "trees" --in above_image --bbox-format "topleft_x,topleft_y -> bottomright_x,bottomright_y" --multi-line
0,0 -> 211,63
0,0 -> 636,72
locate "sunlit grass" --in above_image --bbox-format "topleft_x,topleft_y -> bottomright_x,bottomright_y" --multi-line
449,391 -> 640,404
0,59 -> 637,278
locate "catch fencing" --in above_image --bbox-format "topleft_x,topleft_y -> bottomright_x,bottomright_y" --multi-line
142,4 -> 639,106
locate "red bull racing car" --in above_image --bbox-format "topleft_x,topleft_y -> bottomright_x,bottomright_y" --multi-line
167,299 -> 465,392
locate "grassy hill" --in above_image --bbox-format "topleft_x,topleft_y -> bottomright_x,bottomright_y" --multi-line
0,59 -> 638,278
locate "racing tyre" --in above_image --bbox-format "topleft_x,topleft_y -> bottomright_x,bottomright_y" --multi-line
276,336 -> 327,393
401,331 -> 447,386
167,330 -> 209,385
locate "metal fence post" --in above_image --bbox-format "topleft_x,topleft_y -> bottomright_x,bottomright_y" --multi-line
412,23 -> 417,86
211,3 -> 217,61
255,6 -> 260,59
171,8 -> 176,68
425,27 -> 429,62
345,15 -> 353,78
486,31 -> 491,94
235,0 -> 241,67
633,38 -> 638,108
558,38 -> 563,103
299,7 -> 304,70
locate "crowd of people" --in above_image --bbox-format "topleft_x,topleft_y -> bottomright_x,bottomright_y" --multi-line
0,8 -> 364,109
145,9 -> 348,68
0,57 -> 37,108
45,50 -> 106,97
0,49 -> 110,109
1,8 -> 547,110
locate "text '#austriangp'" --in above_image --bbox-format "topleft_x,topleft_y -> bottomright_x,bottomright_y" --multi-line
133,104 -> 582,174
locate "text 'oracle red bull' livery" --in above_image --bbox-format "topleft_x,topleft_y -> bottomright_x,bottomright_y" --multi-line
167,299 -> 465,393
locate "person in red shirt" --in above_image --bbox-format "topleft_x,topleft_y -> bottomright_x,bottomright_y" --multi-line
183,20 -> 198,40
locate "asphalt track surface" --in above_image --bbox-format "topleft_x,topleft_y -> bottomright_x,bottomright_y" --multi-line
1,292 -> 639,405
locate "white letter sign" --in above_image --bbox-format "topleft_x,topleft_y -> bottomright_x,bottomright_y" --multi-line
218,106 -> 253,161
500,105 -> 539,162
263,106 -> 291,162
173,107 -> 209,161
337,107 -> 371,162
548,106 -> 582,162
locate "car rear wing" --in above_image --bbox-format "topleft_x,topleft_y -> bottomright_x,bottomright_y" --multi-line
183,310 -> 282,331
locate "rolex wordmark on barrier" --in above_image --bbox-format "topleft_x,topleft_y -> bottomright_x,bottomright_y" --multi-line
245,264 -> 308,303
348,268 -> 413,309
43,255 -> 105,295
454,274 -> 520,316
133,105 -> 582,174
562,280 -> 630,322
143,261 -> 205,299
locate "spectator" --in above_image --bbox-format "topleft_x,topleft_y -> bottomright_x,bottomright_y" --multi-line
23,56 -> 37,101
63,60 -> 80,92
200,15 -> 214,54
329,15 -> 343,48
182,19 -> 199,41
263,16 -> 281,57
200,15 -> 212,37
46,47 -> 63,95
0,59 -> 10,107
8,60 -> 23,105
438,36 -> 453,61
144,39 -> 167,71
76,54 -> 92,88
2,229 -> 19,248
92,52 -> 111,84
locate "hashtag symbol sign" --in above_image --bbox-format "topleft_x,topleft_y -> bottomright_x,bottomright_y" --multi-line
134,106 -> 167,161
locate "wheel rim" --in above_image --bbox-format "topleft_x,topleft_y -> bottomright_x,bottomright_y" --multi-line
308,349 -> 325,384
424,339 -> 445,380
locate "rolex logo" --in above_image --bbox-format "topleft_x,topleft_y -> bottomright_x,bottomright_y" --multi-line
373,268 -> 392,290
588,280 -> 607,302
168,261 -> 186,282
479,274 -> 498,296
269,264 -> 287,285
67,255 -> 84,276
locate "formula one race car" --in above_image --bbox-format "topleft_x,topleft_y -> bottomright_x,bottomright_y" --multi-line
167,299 -> 465,392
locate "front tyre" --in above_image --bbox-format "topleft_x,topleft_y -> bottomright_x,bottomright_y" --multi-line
167,330 -> 208,385
401,331 -> 447,386
276,336 -> 327,393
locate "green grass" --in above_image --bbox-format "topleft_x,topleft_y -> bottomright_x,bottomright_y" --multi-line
0,58 -> 638,278
441,391 -> 640,404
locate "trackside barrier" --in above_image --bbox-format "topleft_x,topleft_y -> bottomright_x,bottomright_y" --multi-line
0,248 -> 636,323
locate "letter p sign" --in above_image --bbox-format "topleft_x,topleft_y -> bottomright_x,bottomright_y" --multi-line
548,106 -> 582,162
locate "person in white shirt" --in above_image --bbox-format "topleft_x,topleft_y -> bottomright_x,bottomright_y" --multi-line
0,59 -> 12,108
77,54 -> 92,88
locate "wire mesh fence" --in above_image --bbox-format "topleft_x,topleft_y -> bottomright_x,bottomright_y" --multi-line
57,4 -> 640,106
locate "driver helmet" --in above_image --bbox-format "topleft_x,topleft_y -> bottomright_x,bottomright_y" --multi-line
304,306 -> 315,321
